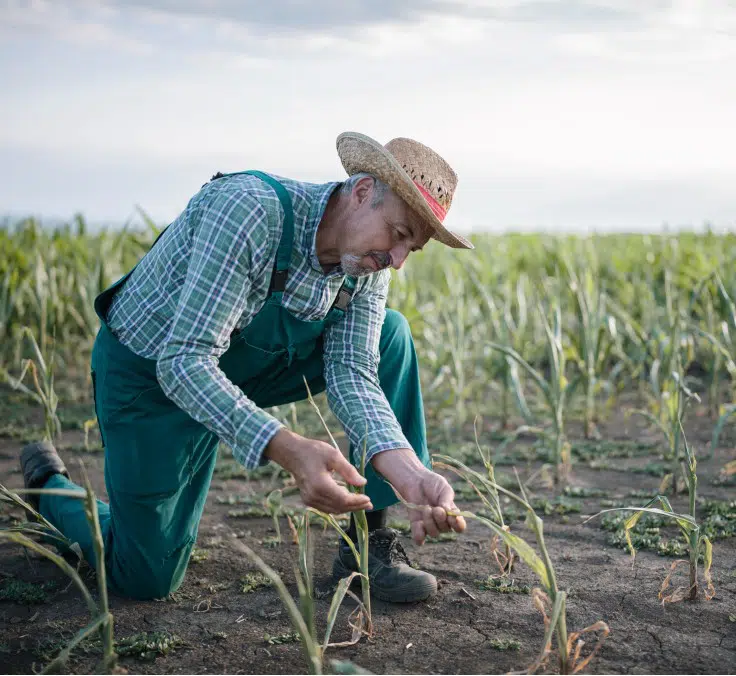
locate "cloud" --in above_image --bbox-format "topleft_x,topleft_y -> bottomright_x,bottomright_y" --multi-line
0,0 -> 153,53
5,0 -> 735,62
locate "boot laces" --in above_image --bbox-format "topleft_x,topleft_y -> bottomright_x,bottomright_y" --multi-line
370,529 -> 412,566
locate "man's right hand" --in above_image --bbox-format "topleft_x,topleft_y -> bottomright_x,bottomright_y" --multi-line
264,428 -> 373,514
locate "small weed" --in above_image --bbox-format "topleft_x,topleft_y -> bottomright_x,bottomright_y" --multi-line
627,489 -> 654,498
213,461 -> 249,480
475,576 -> 531,594
189,547 -> 209,563
571,440 -> 658,461
453,483 -> 485,502
216,494 -> 262,505
426,532 -> 457,543
599,499 -> 625,508
564,486 -> 608,498
0,423 -> 45,441
263,631 -> 300,645
729,613 -> 736,622
387,518 -> 411,534
241,572 -> 273,593
0,579 -> 56,604
260,535 -> 281,548
531,496 -> 582,516
489,638 -> 522,651
631,462 -> 668,477
116,631 -> 184,661
227,507 -> 269,518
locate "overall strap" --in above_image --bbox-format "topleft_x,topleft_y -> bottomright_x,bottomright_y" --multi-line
211,170 -> 295,293
242,171 -> 294,292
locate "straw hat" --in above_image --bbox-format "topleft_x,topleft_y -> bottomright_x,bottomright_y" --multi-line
336,132 -> 473,250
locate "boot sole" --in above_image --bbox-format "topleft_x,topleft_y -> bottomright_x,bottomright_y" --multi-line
332,558 -> 437,603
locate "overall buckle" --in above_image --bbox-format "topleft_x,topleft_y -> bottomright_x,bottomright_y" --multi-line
270,269 -> 288,292
332,286 -> 353,312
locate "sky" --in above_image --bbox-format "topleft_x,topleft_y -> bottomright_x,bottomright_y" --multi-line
1,0 -> 735,234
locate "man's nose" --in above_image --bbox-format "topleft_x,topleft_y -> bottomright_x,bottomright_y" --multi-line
390,244 -> 411,270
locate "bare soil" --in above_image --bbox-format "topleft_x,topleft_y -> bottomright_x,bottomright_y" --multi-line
1,390 -> 735,675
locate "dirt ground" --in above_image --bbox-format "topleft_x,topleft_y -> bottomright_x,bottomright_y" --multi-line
1,388 -> 735,675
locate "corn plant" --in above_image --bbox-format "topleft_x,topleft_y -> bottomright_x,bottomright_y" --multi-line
432,417 -> 516,576
1,326 -> 62,442
0,465 -> 117,673
389,474 -> 609,674
564,264 -> 616,439
586,423 -> 715,603
303,379 -> 372,627
630,371 -> 699,495
711,404 -> 736,456
234,538 -> 365,675
489,300 -> 573,485
234,511 -> 370,676
472,272 -> 534,429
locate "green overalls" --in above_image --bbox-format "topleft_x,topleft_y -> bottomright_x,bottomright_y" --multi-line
39,171 -> 430,600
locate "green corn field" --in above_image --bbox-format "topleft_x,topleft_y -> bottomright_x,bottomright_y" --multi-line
1,215 -> 735,674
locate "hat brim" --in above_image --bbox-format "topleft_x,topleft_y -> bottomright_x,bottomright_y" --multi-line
336,132 -> 473,250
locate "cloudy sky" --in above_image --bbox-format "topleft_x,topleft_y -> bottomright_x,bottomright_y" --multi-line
1,0 -> 735,233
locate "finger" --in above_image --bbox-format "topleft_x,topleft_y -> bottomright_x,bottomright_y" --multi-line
422,505 -> 440,539
432,505 -> 451,533
442,503 -> 466,533
411,518 -> 426,545
313,477 -> 372,514
328,451 -> 367,488
308,493 -> 373,515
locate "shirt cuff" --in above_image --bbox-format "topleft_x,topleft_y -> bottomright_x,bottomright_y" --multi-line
232,413 -> 284,470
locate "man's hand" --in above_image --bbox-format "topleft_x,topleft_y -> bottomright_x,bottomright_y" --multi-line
265,428 -> 372,514
371,448 -> 467,545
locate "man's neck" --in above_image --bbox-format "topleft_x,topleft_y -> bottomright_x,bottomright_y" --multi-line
315,191 -> 346,271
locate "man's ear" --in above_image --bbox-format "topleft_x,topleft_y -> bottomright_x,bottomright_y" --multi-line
353,176 -> 374,206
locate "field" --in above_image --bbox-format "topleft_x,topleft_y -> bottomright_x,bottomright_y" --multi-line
1,218 -> 735,674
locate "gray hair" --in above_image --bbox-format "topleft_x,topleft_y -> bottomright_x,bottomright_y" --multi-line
340,172 -> 389,209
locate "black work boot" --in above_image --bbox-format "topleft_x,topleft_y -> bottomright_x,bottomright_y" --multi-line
20,440 -> 69,511
332,527 -> 438,603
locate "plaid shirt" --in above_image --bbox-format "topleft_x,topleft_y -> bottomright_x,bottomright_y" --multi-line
106,172 -> 410,469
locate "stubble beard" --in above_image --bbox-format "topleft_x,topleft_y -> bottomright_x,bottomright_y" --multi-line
340,253 -> 375,277
340,251 -> 391,277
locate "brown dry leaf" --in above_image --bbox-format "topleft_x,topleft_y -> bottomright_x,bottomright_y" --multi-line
489,534 -> 514,577
568,621 -> 611,674
658,559 -> 693,604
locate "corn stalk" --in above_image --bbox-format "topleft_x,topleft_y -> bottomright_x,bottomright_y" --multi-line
489,301 -> 573,485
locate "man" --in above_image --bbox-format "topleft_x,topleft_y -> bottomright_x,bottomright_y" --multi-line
21,132 -> 472,603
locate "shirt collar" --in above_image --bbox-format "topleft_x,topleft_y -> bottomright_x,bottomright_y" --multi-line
304,181 -> 341,274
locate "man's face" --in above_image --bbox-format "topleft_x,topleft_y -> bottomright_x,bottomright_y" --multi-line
340,179 -> 432,277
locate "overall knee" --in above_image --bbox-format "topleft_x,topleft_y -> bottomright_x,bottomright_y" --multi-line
112,567 -> 184,601
380,309 -> 413,354
107,545 -> 190,600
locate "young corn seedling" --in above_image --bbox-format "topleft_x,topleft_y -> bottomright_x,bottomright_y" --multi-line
1,326 -> 62,442
303,378 -> 372,629
432,418 -> 516,576
389,473 -> 609,674
0,464 -> 117,673
233,516 -> 370,676
630,369 -> 699,495
586,423 -> 715,603
490,300 -> 574,486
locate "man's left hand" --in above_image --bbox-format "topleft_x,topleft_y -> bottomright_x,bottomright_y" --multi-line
371,448 -> 467,545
